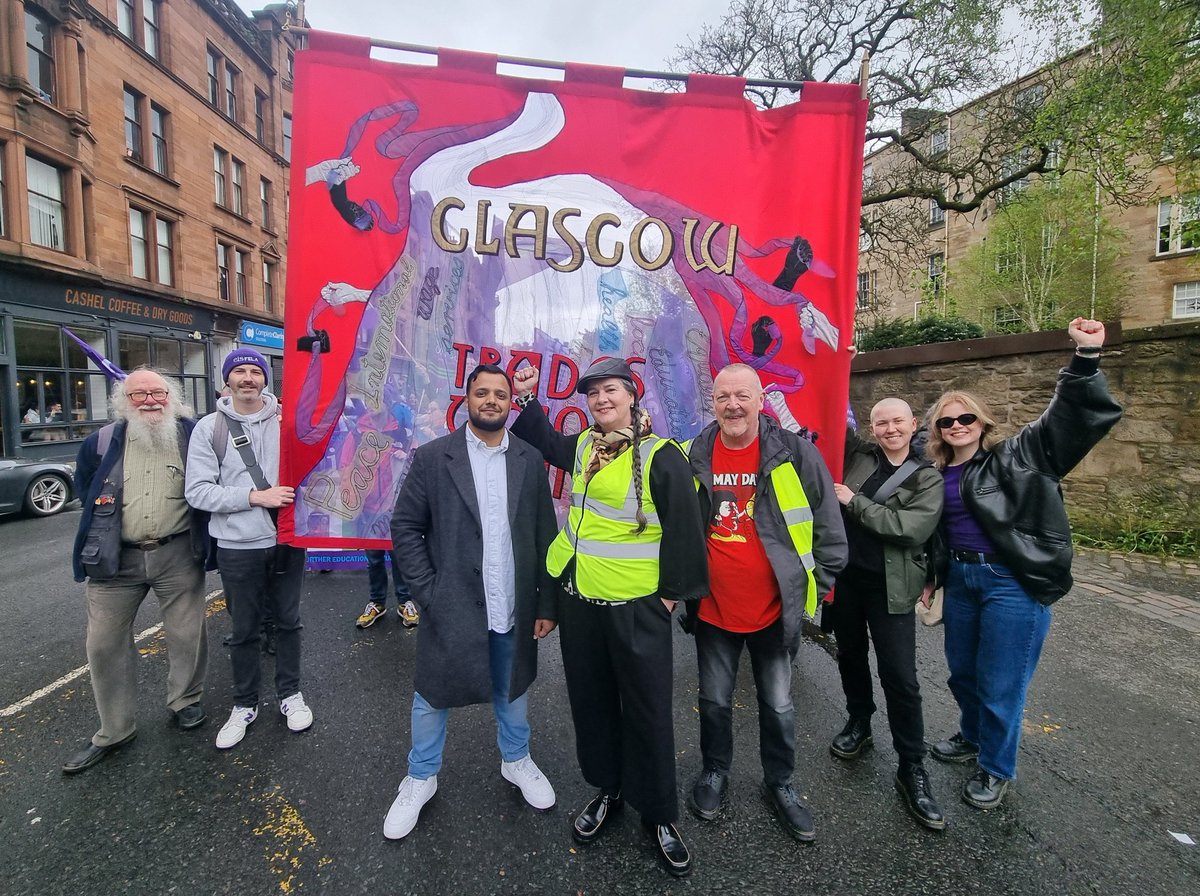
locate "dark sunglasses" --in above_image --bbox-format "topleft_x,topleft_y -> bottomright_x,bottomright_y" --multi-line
935,413 -> 979,429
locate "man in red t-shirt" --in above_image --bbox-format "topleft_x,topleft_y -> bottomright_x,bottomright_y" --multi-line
685,364 -> 847,842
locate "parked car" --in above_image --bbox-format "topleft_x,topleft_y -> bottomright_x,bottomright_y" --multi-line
0,457 -> 75,517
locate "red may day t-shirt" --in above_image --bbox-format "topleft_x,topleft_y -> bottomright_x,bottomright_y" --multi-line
697,437 -> 782,632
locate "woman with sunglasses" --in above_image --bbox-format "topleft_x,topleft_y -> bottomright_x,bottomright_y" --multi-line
925,318 -> 1122,810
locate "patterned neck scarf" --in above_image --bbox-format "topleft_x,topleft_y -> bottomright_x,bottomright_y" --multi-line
583,408 -> 654,482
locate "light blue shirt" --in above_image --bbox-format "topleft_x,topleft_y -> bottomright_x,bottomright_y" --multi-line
465,424 -> 516,633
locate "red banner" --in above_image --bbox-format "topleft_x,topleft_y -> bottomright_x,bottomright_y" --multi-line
281,31 -> 867,547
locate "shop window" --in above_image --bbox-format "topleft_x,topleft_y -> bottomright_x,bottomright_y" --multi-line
119,333 -> 150,371
25,7 -> 56,103
26,156 -> 66,251
16,322 -> 111,442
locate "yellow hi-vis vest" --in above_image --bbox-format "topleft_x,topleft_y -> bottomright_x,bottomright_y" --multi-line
546,433 -> 674,601
683,439 -> 819,618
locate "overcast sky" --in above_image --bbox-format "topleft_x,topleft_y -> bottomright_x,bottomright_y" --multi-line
237,1 -> 735,73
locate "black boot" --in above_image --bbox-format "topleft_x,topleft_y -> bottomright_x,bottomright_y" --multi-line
895,763 -> 946,830
830,717 -> 873,760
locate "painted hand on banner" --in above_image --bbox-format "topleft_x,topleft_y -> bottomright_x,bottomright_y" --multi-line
305,157 -> 361,187
320,282 -> 371,311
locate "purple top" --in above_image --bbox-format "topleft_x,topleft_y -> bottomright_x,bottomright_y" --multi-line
942,464 -> 997,553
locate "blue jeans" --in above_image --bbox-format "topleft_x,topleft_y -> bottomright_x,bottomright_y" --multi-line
365,549 -> 409,606
407,629 -> 530,780
943,560 -> 1052,780
696,617 -> 796,787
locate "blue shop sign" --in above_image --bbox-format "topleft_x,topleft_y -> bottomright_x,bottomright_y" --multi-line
239,320 -> 285,350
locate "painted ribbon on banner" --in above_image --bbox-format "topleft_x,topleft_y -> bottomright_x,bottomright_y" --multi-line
281,32 -> 867,548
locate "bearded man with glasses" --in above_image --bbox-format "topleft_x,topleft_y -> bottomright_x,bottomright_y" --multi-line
64,367 -> 213,774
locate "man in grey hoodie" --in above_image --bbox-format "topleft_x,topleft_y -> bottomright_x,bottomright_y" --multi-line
185,349 -> 313,749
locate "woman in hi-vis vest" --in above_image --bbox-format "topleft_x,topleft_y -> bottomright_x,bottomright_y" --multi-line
511,357 -> 707,879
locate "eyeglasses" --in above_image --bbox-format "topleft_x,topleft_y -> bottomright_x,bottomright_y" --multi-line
935,413 -> 979,429
126,389 -> 169,402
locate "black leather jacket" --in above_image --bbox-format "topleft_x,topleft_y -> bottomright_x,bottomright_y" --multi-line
949,356 -> 1122,605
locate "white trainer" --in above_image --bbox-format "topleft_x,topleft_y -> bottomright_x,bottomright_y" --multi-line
215,706 -> 258,750
501,755 -> 556,810
280,692 -> 314,733
383,775 -> 438,840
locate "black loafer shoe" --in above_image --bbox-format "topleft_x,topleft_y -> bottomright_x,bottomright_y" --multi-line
895,765 -> 946,830
830,717 -> 873,760
572,792 -> 623,844
931,732 -> 979,764
763,782 -> 816,842
689,769 -> 728,821
62,732 -> 136,775
174,703 -> 207,730
643,821 -> 692,878
962,769 -> 1009,809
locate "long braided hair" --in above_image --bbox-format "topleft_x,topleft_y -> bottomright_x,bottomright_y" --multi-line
628,387 -> 649,535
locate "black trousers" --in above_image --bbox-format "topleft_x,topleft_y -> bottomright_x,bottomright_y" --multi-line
832,565 -> 926,766
559,593 -> 678,824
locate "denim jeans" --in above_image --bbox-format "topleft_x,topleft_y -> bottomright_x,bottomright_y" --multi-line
407,629 -> 530,780
217,545 -> 306,707
696,617 -> 796,787
943,559 -> 1052,781
365,548 -> 409,606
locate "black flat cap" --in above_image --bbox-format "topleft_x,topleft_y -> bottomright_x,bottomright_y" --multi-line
576,357 -> 635,394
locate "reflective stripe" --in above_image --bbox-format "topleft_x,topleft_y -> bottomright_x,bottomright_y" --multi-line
782,506 -> 814,526
571,538 -> 662,560
570,490 -> 661,527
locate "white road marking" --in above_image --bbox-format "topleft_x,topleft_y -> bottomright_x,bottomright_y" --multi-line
0,589 -> 224,718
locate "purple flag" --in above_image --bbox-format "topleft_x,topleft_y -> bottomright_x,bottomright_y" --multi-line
62,327 -> 127,380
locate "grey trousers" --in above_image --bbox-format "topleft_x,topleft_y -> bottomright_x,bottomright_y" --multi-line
85,536 -> 208,746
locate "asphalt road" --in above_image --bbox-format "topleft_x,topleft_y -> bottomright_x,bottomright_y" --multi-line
1,508 -> 1198,896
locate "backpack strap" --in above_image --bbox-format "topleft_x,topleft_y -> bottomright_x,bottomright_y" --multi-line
223,417 -> 272,491
96,422 -> 118,459
867,458 -> 922,505
212,413 -> 229,465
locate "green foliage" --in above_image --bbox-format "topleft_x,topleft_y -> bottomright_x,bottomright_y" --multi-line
1071,489 -> 1200,558
857,314 -> 984,351
947,175 -> 1129,333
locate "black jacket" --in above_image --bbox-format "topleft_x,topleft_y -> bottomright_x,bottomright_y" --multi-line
951,359 -> 1122,605
689,413 -> 848,650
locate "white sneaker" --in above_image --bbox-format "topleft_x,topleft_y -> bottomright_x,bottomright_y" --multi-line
501,755 -> 556,810
280,692 -> 314,733
383,775 -> 438,840
216,706 -> 258,749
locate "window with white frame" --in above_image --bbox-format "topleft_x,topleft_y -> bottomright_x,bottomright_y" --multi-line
856,271 -> 877,310
123,86 -> 144,163
998,149 -> 1031,204
1014,83 -> 1046,112
930,127 -> 948,157
206,49 -> 221,106
862,164 -> 873,192
26,156 -> 65,251
231,158 -> 245,216
0,151 -> 6,238
224,64 -> 239,120
994,236 -> 1018,274
260,177 -> 272,229
929,198 -> 945,226
117,0 -> 159,58
859,220 -> 874,253
255,90 -> 269,144
117,0 -> 135,38
213,147 -> 228,207
263,260 -> 276,313
1174,281 -> 1200,318
217,242 -> 230,300
928,253 -> 944,296
150,104 -> 169,175
282,114 -> 292,161
142,1 -> 159,58
25,7 -> 56,103
129,205 -> 174,285
217,240 -> 250,305
234,249 -> 248,305
207,46 -> 240,120
1157,194 -> 1200,255
994,305 -> 1023,331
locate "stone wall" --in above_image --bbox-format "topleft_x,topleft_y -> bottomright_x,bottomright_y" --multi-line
848,319 -> 1200,535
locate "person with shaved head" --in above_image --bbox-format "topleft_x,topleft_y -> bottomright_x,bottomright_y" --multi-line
830,396 -> 945,829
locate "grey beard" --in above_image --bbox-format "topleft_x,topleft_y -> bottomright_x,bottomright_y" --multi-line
124,408 -> 180,451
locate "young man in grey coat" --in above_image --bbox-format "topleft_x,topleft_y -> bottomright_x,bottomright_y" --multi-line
384,365 -> 560,840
